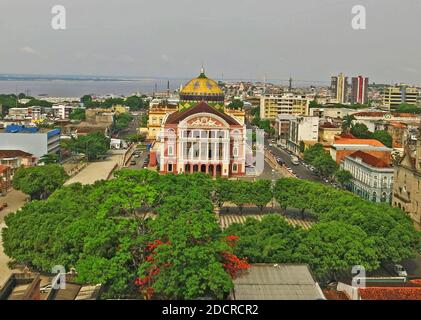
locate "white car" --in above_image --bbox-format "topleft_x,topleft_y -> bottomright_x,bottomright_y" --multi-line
393,264 -> 408,277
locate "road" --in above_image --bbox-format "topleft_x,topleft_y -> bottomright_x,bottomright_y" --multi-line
265,141 -> 324,182
125,149 -> 149,170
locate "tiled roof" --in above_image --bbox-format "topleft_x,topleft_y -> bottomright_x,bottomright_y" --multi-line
353,112 -> 417,118
389,121 -> 407,128
0,150 -> 33,158
165,101 -> 240,125
347,151 -> 391,168
359,287 -> 421,300
0,164 -> 10,173
319,122 -> 340,129
333,137 -> 386,147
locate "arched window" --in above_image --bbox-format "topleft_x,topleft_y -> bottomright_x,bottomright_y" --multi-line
233,146 -> 239,157
232,163 -> 238,172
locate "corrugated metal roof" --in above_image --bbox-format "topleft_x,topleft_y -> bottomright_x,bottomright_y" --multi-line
233,264 -> 324,300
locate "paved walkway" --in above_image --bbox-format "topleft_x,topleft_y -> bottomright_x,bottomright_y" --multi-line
64,154 -> 122,185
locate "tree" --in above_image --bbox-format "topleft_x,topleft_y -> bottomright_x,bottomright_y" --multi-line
351,123 -> 371,139
225,215 -> 303,264
136,197 -> 235,299
39,153 -> 60,164
69,131 -> 110,161
125,96 -> 145,111
395,103 -> 421,114
342,115 -> 356,133
12,164 -> 68,200
371,130 -> 392,148
228,99 -> 244,109
312,154 -> 338,178
113,113 -> 134,133
69,108 -> 86,121
295,221 -> 379,276
81,95 -> 93,104
230,180 -> 253,214
303,143 -> 324,164
309,100 -> 322,108
249,180 -> 273,212
335,169 -> 353,189
125,134 -> 146,143
299,141 -> 306,154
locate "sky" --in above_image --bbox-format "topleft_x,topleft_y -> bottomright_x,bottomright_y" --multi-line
0,0 -> 420,85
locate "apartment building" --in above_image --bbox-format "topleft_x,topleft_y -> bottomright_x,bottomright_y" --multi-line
382,85 -> 418,110
331,73 -> 348,104
351,76 -> 369,105
260,93 -> 311,120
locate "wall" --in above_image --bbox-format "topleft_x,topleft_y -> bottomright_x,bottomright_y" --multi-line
0,133 -> 47,159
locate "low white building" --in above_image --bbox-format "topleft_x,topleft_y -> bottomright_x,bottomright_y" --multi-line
342,150 -> 394,203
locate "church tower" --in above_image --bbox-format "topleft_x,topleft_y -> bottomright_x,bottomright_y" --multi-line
416,125 -> 421,172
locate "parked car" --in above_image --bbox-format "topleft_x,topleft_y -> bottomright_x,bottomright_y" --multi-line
393,264 -> 408,277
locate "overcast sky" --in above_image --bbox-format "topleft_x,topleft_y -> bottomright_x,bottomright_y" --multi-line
0,0 -> 420,84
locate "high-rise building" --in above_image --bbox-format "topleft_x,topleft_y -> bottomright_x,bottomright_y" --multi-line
331,73 -> 348,104
259,93 -> 311,120
382,84 -> 418,110
351,76 -> 369,105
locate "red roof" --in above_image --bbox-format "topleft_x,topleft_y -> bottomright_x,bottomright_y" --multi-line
333,136 -> 386,147
353,111 -> 417,118
0,150 -> 33,158
165,102 -> 240,125
0,165 -> 10,173
389,121 -> 407,129
347,151 -> 390,168
320,122 -> 340,129
359,287 -> 421,300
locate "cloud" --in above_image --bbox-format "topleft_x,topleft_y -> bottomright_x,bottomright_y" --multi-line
19,46 -> 39,55
160,54 -> 171,63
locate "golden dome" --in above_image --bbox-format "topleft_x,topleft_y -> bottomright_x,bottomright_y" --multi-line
180,69 -> 223,96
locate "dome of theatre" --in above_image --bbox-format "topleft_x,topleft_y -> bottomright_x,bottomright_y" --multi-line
179,68 -> 225,108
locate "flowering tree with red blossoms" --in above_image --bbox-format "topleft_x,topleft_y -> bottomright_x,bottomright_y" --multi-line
134,191 -> 251,300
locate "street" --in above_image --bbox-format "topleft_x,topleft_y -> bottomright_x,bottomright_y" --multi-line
265,141 -> 324,182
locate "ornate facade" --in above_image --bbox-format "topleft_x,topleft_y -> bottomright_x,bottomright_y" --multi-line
392,128 -> 421,226
157,102 -> 246,177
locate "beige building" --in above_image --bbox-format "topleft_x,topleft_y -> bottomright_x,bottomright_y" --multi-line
331,73 -> 348,104
392,128 -> 421,226
318,123 -> 342,146
382,85 -> 418,110
147,101 -> 178,140
260,93 -> 311,120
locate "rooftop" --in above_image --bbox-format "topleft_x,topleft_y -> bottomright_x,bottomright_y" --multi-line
0,150 -> 34,158
165,101 -> 240,126
347,151 -> 391,168
232,264 -> 324,300
333,136 -> 386,148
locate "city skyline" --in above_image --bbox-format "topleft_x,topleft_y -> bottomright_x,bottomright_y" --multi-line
0,0 -> 420,85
